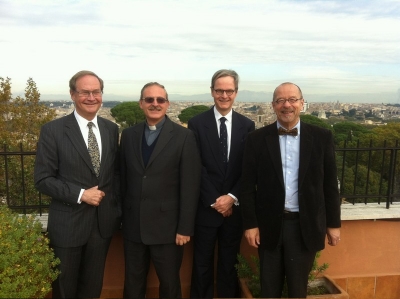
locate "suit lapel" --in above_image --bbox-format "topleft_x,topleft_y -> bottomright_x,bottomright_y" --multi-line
64,113 -> 94,172
227,111 -> 243,172
98,117 -> 110,178
265,123 -> 285,188
132,123 -> 146,169
298,122 -> 313,189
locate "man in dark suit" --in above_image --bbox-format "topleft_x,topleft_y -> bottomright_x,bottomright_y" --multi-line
241,82 -> 341,298
188,69 -> 255,298
34,70 -> 121,298
120,82 -> 201,298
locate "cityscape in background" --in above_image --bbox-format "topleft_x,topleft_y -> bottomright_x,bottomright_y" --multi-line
43,96 -> 400,130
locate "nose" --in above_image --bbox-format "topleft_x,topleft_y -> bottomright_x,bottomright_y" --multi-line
221,91 -> 229,98
282,99 -> 291,107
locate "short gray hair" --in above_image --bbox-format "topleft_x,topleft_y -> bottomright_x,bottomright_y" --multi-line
139,82 -> 169,101
69,70 -> 104,92
210,69 -> 239,90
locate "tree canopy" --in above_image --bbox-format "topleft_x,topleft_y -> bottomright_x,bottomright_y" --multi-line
0,77 -> 56,150
0,77 -> 56,208
178,105 -> 210,123
300,114 -> 332,130
110,102 -> 145,129
332,121 -> 370,146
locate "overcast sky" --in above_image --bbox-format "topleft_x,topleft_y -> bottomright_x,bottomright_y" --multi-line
1,0 -> 400,100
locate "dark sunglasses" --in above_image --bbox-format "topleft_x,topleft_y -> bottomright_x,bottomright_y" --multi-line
142,97 -> 168,104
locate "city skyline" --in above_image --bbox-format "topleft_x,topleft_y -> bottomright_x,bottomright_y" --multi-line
1,0 -> 400,100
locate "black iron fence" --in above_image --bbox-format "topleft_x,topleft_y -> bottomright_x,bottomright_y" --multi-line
336,140 -> 400,208
1,142 -> 399,215
0,144 -> 50,215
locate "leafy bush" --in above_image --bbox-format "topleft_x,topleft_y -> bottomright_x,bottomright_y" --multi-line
0,205 -> 60,298
235,251 -> 329,297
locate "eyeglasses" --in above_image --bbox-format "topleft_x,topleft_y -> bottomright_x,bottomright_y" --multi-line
274,98 -> 303,105
213,89 -> 236,96
142,97 -> 169,104
76,90 -> 102,98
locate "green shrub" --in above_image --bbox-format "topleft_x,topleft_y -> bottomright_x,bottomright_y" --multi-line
0,205 -> 60,298
235,251 -> 329,297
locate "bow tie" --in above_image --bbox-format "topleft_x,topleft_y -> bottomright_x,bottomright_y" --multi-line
278,127 -> 298,136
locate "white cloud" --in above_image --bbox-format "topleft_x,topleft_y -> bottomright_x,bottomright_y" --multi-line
1,0 -> 399,98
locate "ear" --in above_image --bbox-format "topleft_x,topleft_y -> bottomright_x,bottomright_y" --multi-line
70,90 -> 75,101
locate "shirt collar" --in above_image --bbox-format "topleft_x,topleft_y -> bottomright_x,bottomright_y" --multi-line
74,110 -> 99,128
214,106 -> 233,123
276,120 -> 301,136
146,116 -> 166,131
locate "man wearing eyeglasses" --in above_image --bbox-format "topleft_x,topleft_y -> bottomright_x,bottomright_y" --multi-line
120,82 -> 201,298
34,70 -> 121,298
241,82 -> 341,298
188,69 -> 255,298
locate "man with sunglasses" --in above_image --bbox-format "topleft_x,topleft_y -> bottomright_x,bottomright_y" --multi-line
188,69 -> 255,298
120,82 -> 201,298
241,82 -> 341,298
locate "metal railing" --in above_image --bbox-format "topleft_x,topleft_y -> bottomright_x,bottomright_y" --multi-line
0,144 -> 50,215
336,140 -> 400,208
1,141 -> 399,214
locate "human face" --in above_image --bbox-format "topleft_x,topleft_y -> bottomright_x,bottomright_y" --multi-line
70,75 -> 102,120
211,76 -> 237,116
139,85 -> 170,126
272,83 -> 304,130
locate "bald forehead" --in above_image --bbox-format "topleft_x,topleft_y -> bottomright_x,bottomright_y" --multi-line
273,83 -> 302,101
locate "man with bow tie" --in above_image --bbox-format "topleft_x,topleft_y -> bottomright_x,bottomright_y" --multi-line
240,82 -> 341,298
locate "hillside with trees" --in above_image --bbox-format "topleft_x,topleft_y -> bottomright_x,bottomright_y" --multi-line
1,77 -> 56,210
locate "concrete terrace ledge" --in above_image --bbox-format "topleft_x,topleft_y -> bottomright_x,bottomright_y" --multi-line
31,202 -> 400,232
341,202 -> 400,220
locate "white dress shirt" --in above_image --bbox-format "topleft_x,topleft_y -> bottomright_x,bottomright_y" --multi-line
277,121 -> 300,212
74,110 -> 102,203
213,107 -> 238,205
214,107 -> 232,161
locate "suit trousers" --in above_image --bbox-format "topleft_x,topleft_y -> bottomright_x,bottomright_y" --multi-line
258,217 -> 316,298
190,222 -> 242,298
123,239 -> 184,299
51,212 -> 112,298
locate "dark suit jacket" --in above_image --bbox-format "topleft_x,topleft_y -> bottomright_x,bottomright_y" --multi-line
241,121 -> 341,251
188,108 -> 255,227
120,116 -> 201,245
34,113 -> 121,247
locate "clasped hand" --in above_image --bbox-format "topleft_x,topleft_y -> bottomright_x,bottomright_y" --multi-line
81,186 -> 105,206
212,195 -> 234,217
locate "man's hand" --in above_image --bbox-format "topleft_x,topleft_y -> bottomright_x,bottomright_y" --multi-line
212,195 -> 234,214
326,227 -> 341,246
81,186 -> 105,206
176,234 -> 190,246
244,228 -> 260,248
222,207 -> 232,217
